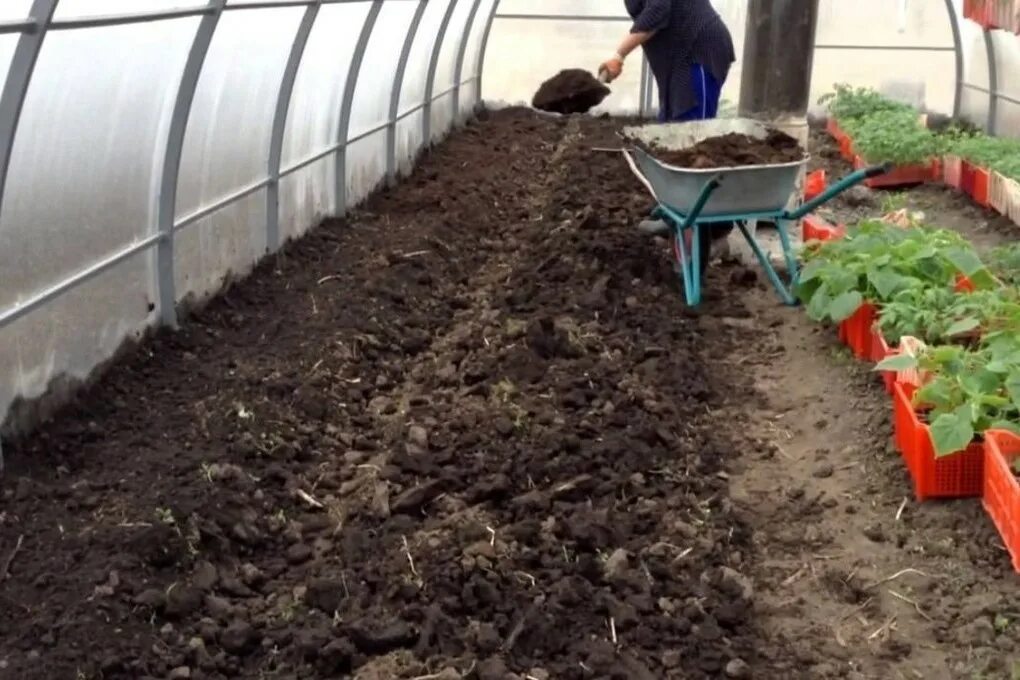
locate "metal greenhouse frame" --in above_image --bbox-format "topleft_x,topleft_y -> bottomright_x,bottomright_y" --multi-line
0,0 -> 1017,447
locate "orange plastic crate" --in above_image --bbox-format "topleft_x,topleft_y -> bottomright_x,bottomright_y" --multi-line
892,382 -> 985,500
855,155 -> 934,189
801,215 -> 845,243
983,430 -> 1020,572
837,302 -> 876,359
805,169 -> 826,201
871,325 -> 895,394
943,155 -> 963,190
973,167 -> 991,208
961,160 -> 977,196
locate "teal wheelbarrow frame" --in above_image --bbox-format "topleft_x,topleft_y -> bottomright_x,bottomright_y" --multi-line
652,166 -> 890,306
620,119 -> 890,306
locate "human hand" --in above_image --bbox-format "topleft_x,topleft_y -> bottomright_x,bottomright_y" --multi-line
598,55 -> 624,83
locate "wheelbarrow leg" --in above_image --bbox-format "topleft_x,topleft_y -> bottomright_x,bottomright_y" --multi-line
657,175 -> 722,306
734,219 -> 798,306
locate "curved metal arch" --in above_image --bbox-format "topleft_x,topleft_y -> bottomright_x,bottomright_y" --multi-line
155,0 -> 228,328
422,0 -> 461,145
334,0 -> 382,219
0,0 -> 59,233
267,1 -> 322,252
451,0 -> 484,120
983,27 -> 998,134
386,0 -> 429,185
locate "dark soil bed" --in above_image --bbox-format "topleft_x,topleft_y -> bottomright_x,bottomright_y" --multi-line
648,130 -> 804,169
0,109 -> 775,679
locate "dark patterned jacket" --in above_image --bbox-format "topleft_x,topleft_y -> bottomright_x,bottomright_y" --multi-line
624,0 -> 736,118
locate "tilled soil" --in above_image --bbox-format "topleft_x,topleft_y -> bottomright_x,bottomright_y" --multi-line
648,130 -> 804,169
532,70 -> 611,115
0,110 -> 774,679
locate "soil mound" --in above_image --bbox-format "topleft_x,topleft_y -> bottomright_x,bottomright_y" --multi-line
648,130 -> 804,168
532,69 -> 610,115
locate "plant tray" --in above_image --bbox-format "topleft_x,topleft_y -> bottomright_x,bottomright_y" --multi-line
961,160 -> 977,197
801,215 -> 845,243
893,382 -> 985,501
989,170 -> 1011,215
972,166 -> 991,208
838,302 -> 877,360
854,155 -> 937,189
983,430 -> 1020,572
870,325 -> 896,394
943,154 -> 963,190
826,118 -> 854,161
805,169 -> 826,201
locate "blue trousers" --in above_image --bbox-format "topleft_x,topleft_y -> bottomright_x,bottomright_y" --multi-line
658,63 -> 723,123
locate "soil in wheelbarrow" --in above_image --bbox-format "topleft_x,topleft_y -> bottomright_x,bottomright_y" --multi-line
647,129 -> 804,169
532,68 -> 611,115
0,107 -> 792,680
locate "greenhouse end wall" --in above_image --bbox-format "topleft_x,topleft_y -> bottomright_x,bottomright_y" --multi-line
0,0 -> 492,441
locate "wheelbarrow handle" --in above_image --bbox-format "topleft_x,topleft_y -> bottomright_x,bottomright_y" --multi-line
786,164 -> 891,220
863,162 -> 894,179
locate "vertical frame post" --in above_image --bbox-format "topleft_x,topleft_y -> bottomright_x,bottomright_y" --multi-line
335,0 -> 382,218
0,0 -> 59,230
983,27 -> 998,135
155,0 -> 227,328
943,0 -> 964,118
473,0 -> 500,107
451,0 -> 484,121
267,2 -> 321,252
386,0 -> 428,185
422,0 -> 460,146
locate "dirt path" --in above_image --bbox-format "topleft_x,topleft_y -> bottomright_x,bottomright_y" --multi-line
724,132 -> 1020,679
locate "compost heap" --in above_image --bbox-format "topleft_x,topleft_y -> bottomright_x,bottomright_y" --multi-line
647,130 -> 803,169
532,69 -> 611,115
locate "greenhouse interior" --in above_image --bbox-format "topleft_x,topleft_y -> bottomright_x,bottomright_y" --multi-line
2,0 -> 1020,678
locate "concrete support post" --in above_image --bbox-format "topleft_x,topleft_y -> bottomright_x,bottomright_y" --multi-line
738,0 -> 821,148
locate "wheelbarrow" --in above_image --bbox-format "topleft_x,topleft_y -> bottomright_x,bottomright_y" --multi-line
620,119 -> 890,306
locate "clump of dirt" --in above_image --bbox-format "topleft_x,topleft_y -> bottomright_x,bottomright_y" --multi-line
532,69 -> 611,115
647,130 -> 804,169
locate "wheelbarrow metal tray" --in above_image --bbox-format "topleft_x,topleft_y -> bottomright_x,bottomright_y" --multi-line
622,118 -> 809,217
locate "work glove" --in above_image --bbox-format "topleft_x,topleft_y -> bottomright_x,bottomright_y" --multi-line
598,54 -> 624,83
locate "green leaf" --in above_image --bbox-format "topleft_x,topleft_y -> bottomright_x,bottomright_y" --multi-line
868,270 -> 905,300
944,317 -> 980,337
828,291 -> 863,323
875,354 -> 918,372
945,247 -> 986,277
929,411 -> 975,458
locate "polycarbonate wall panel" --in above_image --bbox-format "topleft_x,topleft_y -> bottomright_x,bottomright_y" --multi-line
1,20 -> 194,311
399,0 -> 452,111
992,31 -> 1020,137
53,0 -> 201,17
282,3 -> 369,169
1,255 -> 152,431
0,1 -> 32,20
395,112 -> 425,177
345,2 -> 416,204
960,21 -> 992,128
279,157 -> 332,244
434,0 -> 474,93
176,9 -> 302,218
